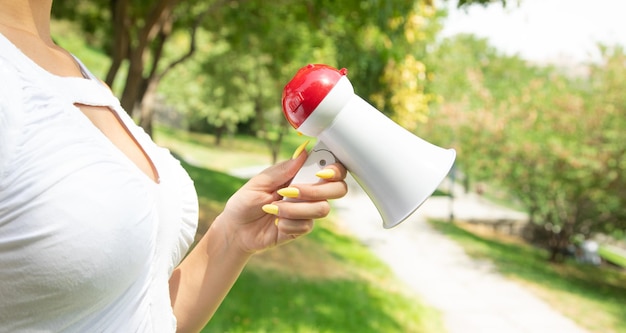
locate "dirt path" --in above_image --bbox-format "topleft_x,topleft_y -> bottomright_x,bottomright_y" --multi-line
333,176 -> 589,333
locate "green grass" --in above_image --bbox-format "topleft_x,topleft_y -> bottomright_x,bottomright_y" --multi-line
429,220 -> 626,333
181,161 -> 246,203
205,220 -> 443,333
599,245 -> 626,269
154,125 -> 312,173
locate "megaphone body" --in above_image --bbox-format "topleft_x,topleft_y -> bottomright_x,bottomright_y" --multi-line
282,64 -> 456,229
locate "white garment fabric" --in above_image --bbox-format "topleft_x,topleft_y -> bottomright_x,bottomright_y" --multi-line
0,33 -> 199,332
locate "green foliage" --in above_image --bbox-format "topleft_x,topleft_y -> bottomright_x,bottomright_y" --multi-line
370,3 -> 443,130
159,30 -> 260,141
52,0 -> 503,147
425,34 -> 626,257
455,0 -> 508,7
158,0 -> 444,138
142,0 -> 450,157
51,0 -> 110,46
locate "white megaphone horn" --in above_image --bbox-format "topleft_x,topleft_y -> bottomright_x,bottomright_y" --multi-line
282,64 -> 456,229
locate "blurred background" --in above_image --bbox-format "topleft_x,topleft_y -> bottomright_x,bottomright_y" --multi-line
50,0 -> 625,332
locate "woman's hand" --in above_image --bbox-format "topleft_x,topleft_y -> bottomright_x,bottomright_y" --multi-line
215,141 -> 348,254
171,142 -> 347,332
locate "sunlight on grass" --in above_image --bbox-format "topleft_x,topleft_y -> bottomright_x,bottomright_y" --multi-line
207,219 -> 444,333
430,220 -> 626,333
154,126 -> 312,173
155,127 -> 272,172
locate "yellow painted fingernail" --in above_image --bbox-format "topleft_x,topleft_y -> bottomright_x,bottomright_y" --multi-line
315,169 -> 335,179
277,187 -> 299,198
292,140 -> 310,159
262,204 -> 279,215
274,218 -> 279,226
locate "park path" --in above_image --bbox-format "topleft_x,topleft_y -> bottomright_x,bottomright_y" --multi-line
333,175 -> 590,333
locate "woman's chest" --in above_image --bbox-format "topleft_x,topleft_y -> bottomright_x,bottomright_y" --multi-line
0,98 -> 161,300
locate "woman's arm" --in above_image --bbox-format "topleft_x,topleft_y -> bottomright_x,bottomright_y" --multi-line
168,217 -> 253,333
169,145 -> 348,333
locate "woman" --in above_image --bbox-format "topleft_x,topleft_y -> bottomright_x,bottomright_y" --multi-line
0,1 -> 348,332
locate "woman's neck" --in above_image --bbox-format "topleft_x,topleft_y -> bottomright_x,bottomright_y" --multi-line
0,0 -> 88,78
0,0 -> 54,44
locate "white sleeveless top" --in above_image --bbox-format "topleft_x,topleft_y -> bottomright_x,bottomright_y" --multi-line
0,33 -> 199,332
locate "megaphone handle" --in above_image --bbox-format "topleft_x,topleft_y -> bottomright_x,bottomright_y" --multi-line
289,141 -> 337,185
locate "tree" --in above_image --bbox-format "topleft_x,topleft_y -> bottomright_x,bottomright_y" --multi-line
52,0 -> 506,141
368,3 -> 443,131
53,0 -> 244,136
583,45 -> 626,237
160,0 -> 439,160
426,34 -> 626,261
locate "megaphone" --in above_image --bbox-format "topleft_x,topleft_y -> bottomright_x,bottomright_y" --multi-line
282,64 -> 456,229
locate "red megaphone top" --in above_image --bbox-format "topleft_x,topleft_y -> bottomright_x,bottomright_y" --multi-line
282,64 -> 348,129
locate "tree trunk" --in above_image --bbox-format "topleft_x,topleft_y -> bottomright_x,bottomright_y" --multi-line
139,79 -> 160,137
120,49 -> 145,116
215,126 -> 224,146
108,0 -> 233,134
547,228 -> 572,263
254,98 -> 265,135
105,0 -> 130,87
270,130 -> 284,164
119,0 -> 177,116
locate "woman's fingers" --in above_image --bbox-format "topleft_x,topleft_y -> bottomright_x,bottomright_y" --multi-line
278,181 -> 348,201
245,147 -> 310,191
263,200 -> 331,221
277,162 -> 348,201
256,161 -> 348,228
274,218 -> 314,236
